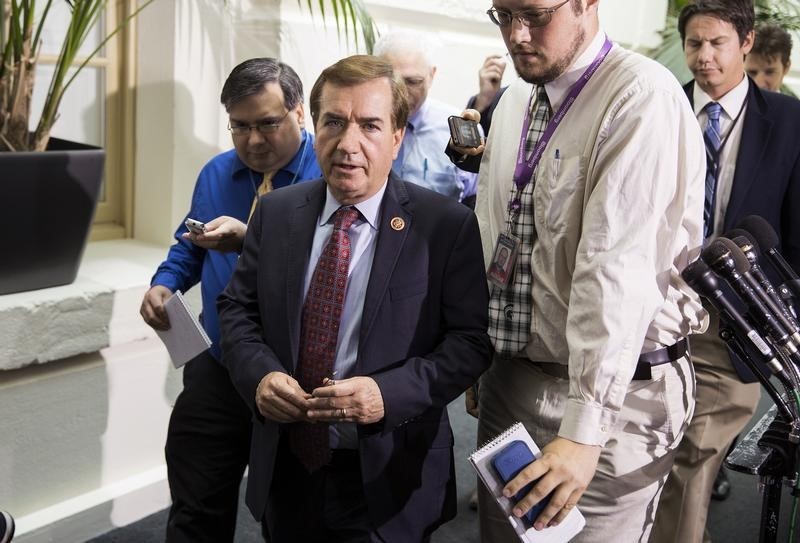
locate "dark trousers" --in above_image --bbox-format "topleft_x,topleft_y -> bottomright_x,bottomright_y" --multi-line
266,440 -> 384,543
164,351 -> 254,543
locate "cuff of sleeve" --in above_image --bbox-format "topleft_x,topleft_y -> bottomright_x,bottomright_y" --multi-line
558,398 -> 619,446
151,273 -> 180,292
369,372 -> 399,434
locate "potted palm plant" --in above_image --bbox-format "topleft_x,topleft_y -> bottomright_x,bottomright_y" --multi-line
0,0 -> 156,295
0,0 -> 377,295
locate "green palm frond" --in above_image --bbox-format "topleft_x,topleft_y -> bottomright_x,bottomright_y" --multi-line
299,0 -> 378,53
667,0 -> 691,16
35,0 -> 156,147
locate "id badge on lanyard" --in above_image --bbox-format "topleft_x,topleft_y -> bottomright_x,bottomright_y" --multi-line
488,231 -> 521,289
488,36 -> 613,291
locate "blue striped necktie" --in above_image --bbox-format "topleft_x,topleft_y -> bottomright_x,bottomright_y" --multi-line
703,102 -> 722,237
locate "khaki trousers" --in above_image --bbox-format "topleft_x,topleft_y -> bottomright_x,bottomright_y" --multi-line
477,354 -> 695,543
651,310 -> 761,543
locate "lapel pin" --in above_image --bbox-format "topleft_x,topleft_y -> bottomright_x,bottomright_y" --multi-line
390,217 -> 405,231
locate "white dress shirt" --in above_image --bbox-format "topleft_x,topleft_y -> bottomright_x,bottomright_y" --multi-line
393,98 -> 478,201
476,31 -> 708,445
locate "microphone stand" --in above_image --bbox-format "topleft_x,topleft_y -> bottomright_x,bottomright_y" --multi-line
722,327 -> 800,543
780,280 -> 800,320
719,326 -> 795,422
683,253 -> 800,540
726,404 -> 798,543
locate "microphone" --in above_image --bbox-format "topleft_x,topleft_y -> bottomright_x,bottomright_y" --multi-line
725,229 -> 799,330
738,215 -> 800,298
701,238 -> 797,347
681,259 -> 793,386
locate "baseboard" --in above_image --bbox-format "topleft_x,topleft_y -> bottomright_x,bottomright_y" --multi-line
13,466 -> 171,543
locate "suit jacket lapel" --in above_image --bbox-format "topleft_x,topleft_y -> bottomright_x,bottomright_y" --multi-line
286,180 -> 326,372
726,80 -> 771,231
359,174 -> 412,350
683,80 -> 694,105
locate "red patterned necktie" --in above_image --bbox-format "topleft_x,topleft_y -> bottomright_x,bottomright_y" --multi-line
290,206 -> 360,473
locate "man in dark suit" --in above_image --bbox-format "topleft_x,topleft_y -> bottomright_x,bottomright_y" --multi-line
653,2 -> 800,541
217,54 -> 492,542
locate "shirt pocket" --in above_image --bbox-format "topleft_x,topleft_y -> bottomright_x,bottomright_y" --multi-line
535,154 -> 587,234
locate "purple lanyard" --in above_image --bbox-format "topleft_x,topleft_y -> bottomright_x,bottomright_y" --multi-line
510,37 -> 613,214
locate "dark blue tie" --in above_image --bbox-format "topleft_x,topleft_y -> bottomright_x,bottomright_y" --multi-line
703,102 -> 722,237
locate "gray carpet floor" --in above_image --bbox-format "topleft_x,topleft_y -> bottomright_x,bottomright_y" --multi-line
88,393 -> 789,542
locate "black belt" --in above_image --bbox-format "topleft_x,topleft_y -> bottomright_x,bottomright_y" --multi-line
632,338 -> 688,380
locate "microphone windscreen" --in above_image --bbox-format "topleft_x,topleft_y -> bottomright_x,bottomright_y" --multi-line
701,238 -> 732,266
732,236 -> 752,254
717,237 -> 752,273
726,228 -> 761,254
738,215 -> 779,251
682,259 -> 716,292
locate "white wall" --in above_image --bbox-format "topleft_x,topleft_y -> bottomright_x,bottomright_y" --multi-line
134,0 -> 254,245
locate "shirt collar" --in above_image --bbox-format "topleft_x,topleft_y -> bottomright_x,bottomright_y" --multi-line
693,75 -> 749,119
544,29 -> 606,112
231,128 -> 311,178
319,179 -> 387,230
407,99 -> 430,132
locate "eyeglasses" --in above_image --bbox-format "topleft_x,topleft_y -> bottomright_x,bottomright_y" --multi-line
486,0 -> 571,28
228,109 -> 290,137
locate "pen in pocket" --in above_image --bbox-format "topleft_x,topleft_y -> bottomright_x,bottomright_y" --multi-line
553,149 -> 561,178
423,157 -> 428,181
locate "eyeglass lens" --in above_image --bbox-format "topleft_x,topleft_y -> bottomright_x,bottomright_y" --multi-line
486,0 -> 569,28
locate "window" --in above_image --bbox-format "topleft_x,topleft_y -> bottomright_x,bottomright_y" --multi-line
31,1 -> 135,239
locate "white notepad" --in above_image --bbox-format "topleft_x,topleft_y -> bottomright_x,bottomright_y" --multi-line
154,291 -> 212,368
469,422 -> 586,543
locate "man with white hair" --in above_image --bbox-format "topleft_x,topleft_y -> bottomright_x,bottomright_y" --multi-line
376,31 -> 477,205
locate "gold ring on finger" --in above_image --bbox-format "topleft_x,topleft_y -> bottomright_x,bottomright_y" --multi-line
341,408 -> 347,418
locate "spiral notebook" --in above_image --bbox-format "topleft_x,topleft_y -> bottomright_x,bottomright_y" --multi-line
154,291 -> 212,368
469,422 -> 585,543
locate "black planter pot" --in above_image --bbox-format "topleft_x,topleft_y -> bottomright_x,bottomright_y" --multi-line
0,138 -> 105,295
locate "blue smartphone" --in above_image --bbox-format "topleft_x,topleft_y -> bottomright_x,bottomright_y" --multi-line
491,440 -> 551,526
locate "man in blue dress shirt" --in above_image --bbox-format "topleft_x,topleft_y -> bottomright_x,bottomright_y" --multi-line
375,31 -> 478,206
139,58 -> 321,543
